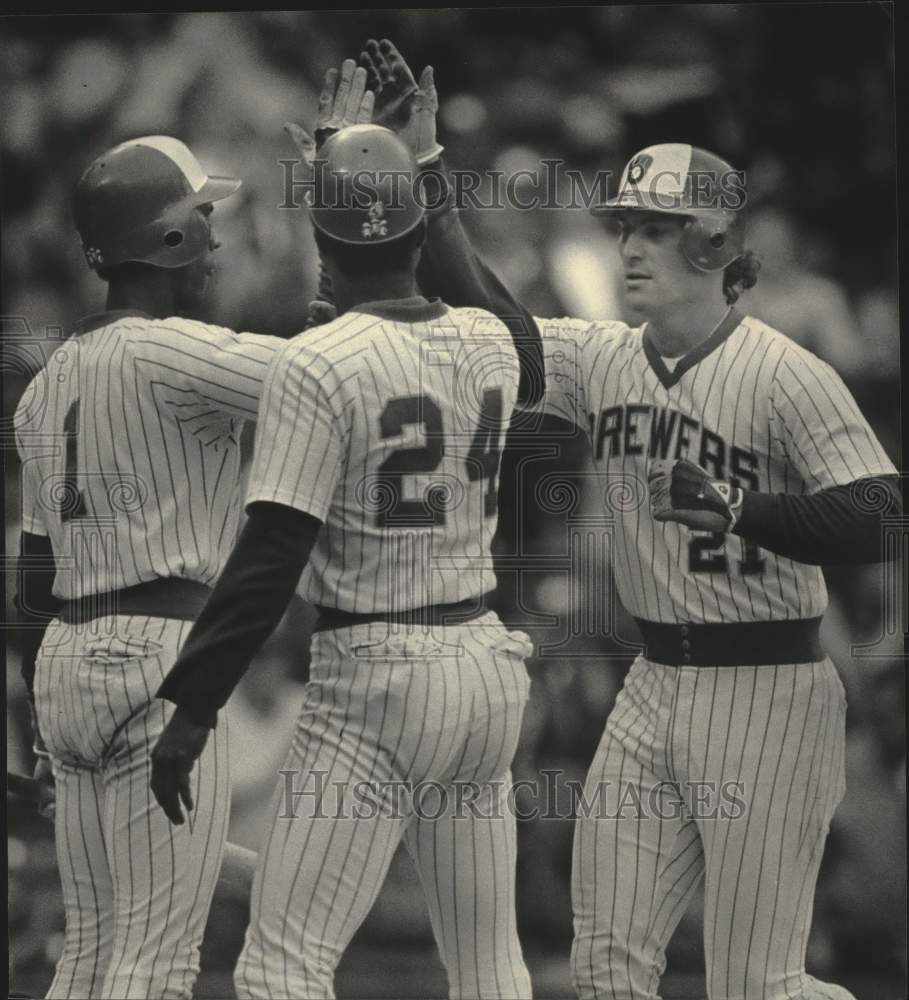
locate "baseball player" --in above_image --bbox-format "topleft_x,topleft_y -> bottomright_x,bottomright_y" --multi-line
404,113 -> 901,997
150,124 -> 535,1000
12,67 -> 381,1000
11,134 -> 285,1000
542,147 -> 900,1000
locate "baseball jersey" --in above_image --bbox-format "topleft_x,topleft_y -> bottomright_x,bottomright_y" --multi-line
14,310 -> 283,599
246,297 -> 520,612
537,307 -> 896,623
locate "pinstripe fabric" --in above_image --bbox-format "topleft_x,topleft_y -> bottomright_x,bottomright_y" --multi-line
533,311 -> 873,999
34,616 -> 231,1000
13,316 -> 283,596
234,613 -> 533,1000
14,313 -> 280,1000
537,313 -> 896,623
571,656 -> 849,1000
246,305 -> 520,612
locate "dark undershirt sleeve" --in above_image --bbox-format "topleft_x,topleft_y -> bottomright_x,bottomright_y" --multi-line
417,164 -> 545,407
156,502 -> 322,727
732,476 -> 902,565
14,532 -> 62,700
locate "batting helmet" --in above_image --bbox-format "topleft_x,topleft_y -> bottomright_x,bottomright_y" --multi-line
309,125 -> 424,246
73,136 -> 241,270
591,143 -> 746,272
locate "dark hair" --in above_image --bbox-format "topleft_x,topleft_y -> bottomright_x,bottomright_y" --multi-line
314,220 -> 426,278
723,250 -> 760,304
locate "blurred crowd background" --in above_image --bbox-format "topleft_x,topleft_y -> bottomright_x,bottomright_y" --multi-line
4,7 -> 903,998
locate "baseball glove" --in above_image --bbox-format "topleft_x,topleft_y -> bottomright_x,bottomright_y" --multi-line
649,458 -> 743,532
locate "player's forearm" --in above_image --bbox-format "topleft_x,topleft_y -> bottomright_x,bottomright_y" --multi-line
14,532 -> 62,700
417,166 -> 544,406
156,503 -> 321,726
731,476 -> 902,565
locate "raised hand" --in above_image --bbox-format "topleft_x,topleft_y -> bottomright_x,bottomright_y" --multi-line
359,39 -> 443,165
284,58 -> 375,172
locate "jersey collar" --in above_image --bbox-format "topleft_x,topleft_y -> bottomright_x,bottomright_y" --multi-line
72,309 -> 153,338
642,307 -> 742,389
353,296 -> 448,323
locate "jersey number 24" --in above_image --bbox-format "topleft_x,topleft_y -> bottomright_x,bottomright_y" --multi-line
376,388 -> 504,527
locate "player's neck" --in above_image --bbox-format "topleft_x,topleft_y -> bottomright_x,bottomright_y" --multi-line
106,277 -> 176,319
644,299 -> 731,358
331,272 -> 419,315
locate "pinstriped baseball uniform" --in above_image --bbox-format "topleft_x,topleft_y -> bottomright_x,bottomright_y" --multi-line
233,297 -> 534,1000
537,308 -> 894,1000
14,310 -> 283,999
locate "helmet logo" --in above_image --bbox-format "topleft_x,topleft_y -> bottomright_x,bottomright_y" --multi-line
627,154 -> 654,185
84,246 -> 104,266
361,200 -> 388,239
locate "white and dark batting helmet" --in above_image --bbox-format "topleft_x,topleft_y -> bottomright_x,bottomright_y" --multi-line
73,136 -> 241,270
309,125 -> 425,246
592,143 -> 746,271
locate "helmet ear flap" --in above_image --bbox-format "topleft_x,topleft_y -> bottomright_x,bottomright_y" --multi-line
142,200 -> 211,268
708,229 -> 727,249
681,212 -> 744,272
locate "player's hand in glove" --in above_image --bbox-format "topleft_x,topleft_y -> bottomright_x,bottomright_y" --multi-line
282,59 -> 374,211
151,706 -> 211,825
285,59 -> 373,324
359,38 -> 444,166
284,57 -> 374,163
649,458 -> 744,532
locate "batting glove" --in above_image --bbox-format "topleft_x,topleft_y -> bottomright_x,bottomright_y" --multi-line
285,60 -> 373,323
284,57 -> 375,160
359,39 -> 444,166
283,58 -> 375,192
649,458 -> 744,532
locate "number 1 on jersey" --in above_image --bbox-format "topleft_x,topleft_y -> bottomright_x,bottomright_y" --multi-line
60,399 -> 88,522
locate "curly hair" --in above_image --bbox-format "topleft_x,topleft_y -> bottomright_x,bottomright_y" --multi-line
723,250 -> 761,304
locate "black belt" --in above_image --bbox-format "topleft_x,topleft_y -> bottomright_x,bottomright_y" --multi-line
633,617 -> 824,667
313,595 -> 491,633
59,578 -> 212,626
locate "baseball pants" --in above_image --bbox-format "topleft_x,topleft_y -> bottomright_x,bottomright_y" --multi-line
234,611 -> 533,1000
33,614 -> 231,1000
571,655 -> 854,1000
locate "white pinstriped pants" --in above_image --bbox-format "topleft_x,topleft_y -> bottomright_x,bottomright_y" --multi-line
234,611 -> 533,1000
571,656 -> 855,1000
34,615 -> 231,1000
